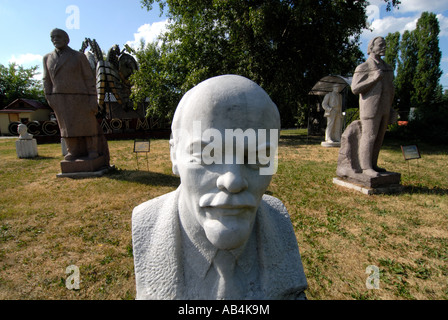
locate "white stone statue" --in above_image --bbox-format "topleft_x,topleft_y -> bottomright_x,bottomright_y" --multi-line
132,75 -> 308,300
17,124 -> 33,140
16,124 -> 38,158
321,85 -> 343,147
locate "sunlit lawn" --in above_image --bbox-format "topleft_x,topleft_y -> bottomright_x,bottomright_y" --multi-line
0,130 -> 447,299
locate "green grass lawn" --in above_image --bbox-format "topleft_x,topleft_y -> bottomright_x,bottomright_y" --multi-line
0,131 -> 447,300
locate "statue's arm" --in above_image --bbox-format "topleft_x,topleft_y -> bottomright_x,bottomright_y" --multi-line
42,55 -> 53,98
322,93 -> 331,111
351,66 -> 383,95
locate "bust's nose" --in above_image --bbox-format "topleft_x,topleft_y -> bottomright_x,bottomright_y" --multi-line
216,165 -> 248,193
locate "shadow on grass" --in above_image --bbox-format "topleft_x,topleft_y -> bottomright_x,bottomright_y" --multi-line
401,185 -> 448,196
106,168 -> 180,188
27,156 -> 58,160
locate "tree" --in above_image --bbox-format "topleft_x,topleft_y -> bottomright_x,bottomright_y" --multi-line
395,30 -> 418,113
129,42 -> 184,126
134,0 -> 400,127
412,12 -> 442,108
0,63 -> 44,107
384,31 -> 400,71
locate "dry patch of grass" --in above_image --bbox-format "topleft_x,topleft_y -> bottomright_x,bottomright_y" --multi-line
274,130 -> 448,300
0,131 -> 447,300
0,139 -> 177,299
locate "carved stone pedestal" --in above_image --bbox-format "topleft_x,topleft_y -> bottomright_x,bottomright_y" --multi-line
57,155 -> 113,178
333,171 -> 403,195
321,141 -> 341,148
16,139 -> 38,158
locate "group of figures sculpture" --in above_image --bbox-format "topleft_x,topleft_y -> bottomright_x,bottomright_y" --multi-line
14,28 -> 399,300
80,38 -> 138,113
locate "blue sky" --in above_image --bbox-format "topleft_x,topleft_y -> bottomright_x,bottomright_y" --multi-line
1,0 -> 448,90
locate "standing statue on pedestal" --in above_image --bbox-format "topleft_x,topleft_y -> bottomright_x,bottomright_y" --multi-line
321,85 -> 343,147
352,36 -> 395,177
43,28 -> 110,175
336,36 -> 401,190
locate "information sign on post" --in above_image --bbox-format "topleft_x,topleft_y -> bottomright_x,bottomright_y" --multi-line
401,145 -> 421,177
401,145 -> 421,161
134,140 -> 150,171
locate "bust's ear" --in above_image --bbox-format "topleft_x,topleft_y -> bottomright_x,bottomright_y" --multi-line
170,138 -> 179,176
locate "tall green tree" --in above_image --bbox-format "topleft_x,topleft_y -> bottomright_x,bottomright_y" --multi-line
134,0 -> 400,126
385,31 -> 400,72
0,63 -> 44,107
412,12 -> 442,108
395,30 -> 418,112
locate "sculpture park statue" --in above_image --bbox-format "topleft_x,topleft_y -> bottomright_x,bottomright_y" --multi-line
15,124 -> 38,158
336,36 -> 400,189
17,123 -> 33,140
321,84 -> 343,146
132,75 -> 308,300
80,38 -> 138,113
43,28 -> 110,174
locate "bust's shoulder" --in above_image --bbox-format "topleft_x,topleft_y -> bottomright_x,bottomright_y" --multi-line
133,191 -> 177,218
261,194 -> 290,220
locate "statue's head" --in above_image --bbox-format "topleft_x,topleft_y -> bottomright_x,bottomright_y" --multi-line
17,124 -> 27,135
50,28 -> 70,50
170,75 -> 280,250
367,36 -> 386,57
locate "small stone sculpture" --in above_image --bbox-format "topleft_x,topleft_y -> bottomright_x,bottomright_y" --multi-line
43,28 -> 110,175
321,85 -> 343,147
17,124 -> 33,140
16,124 -> 38,158
132,75 -> 307,300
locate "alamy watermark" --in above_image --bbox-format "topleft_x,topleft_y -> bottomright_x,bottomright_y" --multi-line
365,265 -> 380,290
177,121 -> 279,175
65,265 -> 80,290
66,5 -> 80,30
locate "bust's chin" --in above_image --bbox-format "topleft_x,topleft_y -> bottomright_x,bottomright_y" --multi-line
203,217 -> 253,250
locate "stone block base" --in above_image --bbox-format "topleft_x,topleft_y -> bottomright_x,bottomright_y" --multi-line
16,139 -> 38,158
321,141 -> 341,148
58,155 -> 112,178
333,177 -> 403,195
336,169 -> 401,188
57,165 -> 114,179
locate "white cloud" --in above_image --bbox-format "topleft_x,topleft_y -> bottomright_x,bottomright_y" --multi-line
8,53 -> 43,81
397,0 -> 448,13
362,15 -> 419,40
437,13 -> 448,37
9,53 -> 43,66
362,12 -> 448,42
126,20 -> 169,49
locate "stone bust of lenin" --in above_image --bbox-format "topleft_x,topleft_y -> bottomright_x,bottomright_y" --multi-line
132,75 -> 308,300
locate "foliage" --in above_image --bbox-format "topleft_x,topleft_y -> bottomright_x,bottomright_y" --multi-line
0,63 -> 45,107
387,11 -> 446,144
390,95 -> 448,145
412,12 -> 443,108
395,30 -> 418,113
133,0 -> 400,127
129,42 -> 183,125
384,31 -> 400,72
393,12 -> 442,113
